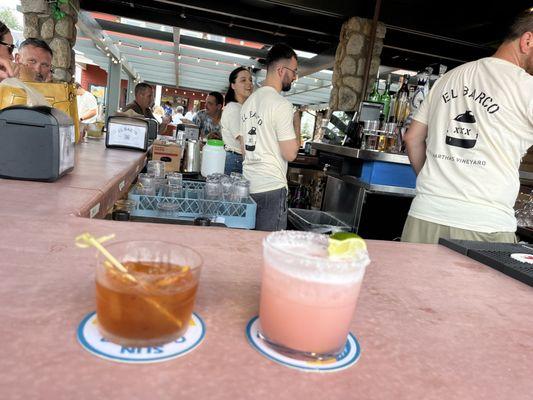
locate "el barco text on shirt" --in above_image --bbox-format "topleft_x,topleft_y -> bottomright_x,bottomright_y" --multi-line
441,85 -> 500,114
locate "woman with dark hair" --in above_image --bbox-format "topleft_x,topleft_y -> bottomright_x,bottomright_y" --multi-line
221,66 -> 253,174
0,21 -> 15,80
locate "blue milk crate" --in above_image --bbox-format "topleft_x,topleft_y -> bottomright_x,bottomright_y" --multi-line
128,180 -> 257,229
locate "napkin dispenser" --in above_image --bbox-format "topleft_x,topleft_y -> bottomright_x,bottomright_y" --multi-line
106,116 -> 150,151
0,105 -> 75,182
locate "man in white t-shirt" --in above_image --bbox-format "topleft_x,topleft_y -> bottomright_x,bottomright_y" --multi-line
241,43 -> 300,231
75,83 -> 98,123
402,9 -> 533,244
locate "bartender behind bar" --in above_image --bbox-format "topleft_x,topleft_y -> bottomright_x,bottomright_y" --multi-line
401,8 -> 533,244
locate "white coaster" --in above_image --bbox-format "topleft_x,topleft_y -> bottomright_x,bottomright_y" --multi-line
245,316 -> 360,372
77,311 -> 205,363
510,253 -> 533,264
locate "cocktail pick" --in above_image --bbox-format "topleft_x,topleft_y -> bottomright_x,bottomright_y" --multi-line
75,233 -> 136,283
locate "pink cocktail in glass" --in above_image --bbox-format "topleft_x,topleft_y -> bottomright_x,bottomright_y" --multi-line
259,231 -> 369,359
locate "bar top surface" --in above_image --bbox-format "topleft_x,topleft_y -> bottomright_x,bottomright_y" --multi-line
0,141 -> 531,400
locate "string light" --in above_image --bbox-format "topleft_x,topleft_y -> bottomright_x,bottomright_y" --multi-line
105,46 -> 108,51
114,42 -> 256,69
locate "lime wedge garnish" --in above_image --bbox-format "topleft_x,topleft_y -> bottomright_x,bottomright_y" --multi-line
328,232 -> 366,259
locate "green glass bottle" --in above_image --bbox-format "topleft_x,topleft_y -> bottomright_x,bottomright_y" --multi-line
380,74 -> 392,122
368,79 -> 381,102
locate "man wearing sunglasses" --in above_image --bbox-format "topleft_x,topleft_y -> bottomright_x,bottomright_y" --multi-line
15,38 -> 53,82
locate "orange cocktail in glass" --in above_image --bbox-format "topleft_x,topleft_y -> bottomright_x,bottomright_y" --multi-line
95,241 -> 202,347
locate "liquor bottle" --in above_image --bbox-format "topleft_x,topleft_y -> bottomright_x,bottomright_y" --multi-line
393,74 -> 411,125
411,68 -> 431,113
380,74 -> 392,122
368,79 -> 381,102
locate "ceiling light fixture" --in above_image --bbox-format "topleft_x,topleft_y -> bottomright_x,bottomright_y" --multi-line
178,55 -> 181,60
138,45 -> 142,51
158,50 -> 162,55
216,61 -> 219,65
118,40 -> 122,45
197,58 -> 200,63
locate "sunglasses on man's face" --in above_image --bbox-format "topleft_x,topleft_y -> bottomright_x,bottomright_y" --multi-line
0,40 -> 15,55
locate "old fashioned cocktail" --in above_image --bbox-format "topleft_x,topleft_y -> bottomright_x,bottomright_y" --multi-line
95,241 -> 202,347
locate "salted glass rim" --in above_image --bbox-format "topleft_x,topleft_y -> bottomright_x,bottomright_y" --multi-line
263,230 -> 369,266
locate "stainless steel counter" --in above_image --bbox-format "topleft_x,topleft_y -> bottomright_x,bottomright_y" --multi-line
311,142 -> 411,165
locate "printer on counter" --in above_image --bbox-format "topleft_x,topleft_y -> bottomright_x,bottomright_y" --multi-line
0,105 -> 75,182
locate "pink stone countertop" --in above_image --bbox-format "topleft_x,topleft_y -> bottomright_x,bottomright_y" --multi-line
0,214 -> 531,400
0,140 -> 146,218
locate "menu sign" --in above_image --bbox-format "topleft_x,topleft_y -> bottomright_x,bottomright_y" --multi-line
107,121 -> 147,149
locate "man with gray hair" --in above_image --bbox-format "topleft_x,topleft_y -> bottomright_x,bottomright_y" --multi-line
402,8 -> 533,244
15,38 -> 53,82
172,105 -> 185,124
